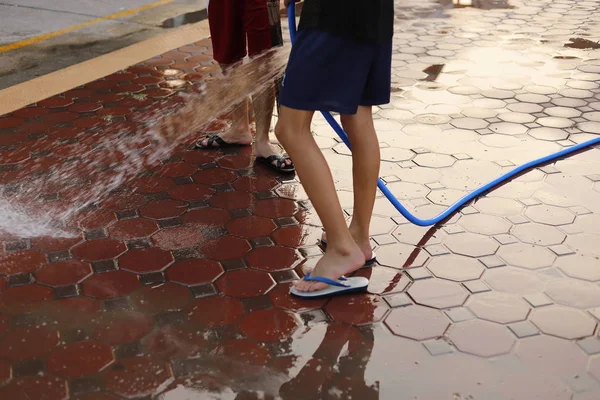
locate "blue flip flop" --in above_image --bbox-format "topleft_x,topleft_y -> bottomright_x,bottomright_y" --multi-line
289,272 -> 369,299
319,239 -> 377,266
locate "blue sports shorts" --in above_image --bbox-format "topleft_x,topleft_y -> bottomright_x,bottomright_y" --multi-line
279,29 -> 393,115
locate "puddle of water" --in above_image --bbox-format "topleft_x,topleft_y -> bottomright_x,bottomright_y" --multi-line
564,38 -> 600,50
162,10 -> 208,28
0,46 -> 291,239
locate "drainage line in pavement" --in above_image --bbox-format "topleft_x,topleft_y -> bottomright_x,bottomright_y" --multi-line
286,3 -> 600,227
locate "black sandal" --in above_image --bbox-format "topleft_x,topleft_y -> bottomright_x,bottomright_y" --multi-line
256,154 -> 295,173
195,135 -> 245,150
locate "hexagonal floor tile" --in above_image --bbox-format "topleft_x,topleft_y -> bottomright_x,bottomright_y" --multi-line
565,233 -> 600,258
483,268 -> 546,295
0,326 -> 59,361
325,294 -> 389,325
216,269 -> 275,298
467,292 -> 530,324
118,247 -> 174,273
104,357 -> 173,398
187,295 -> 246,327
444,233 -> 499,257
545,279 -> 600,309
0,376 -> 67,400
459,214 -> 511,235
385,305 -> 450,340
413,153 -> 456,168
166,259 -> 224,285
517,335 -> 588,377
47,341 -> 114,377
449,320 -> 515,357
227,216 -> 277,239
245,247 -> 303,272
375,243 -> 428,269
239,308 -> 300,342
531,306 -> 596,340
408,279 -> 468,309
35,260 -> 92,286
473,197 -> 524,216
525,205 -> 575,226
557,255 -> 600,282
497,243 -> 556,270
427,254 -> 485,282
511,223 -> 566,246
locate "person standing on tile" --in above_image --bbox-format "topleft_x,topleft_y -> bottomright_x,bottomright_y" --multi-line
197,0 -> 294,173
277,0 -> 394,297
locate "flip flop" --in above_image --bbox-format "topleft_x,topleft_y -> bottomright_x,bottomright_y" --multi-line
256,154 -> 295,173
320,238 -> 377,266
289,272 -> 369,299
195,135 -> 247,150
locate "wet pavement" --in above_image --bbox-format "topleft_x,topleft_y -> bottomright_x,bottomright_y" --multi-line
2,0 -> 600,398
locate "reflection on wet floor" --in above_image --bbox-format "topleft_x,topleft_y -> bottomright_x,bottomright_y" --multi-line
564,38 -> 600,50
162,9 -> 208,29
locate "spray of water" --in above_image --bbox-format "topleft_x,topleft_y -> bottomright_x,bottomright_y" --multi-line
0,45 -> 291,240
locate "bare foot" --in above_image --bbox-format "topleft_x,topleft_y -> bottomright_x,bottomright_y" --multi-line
199,123 -> 253,148
254,140 -> 293,168
321,231 -> 373,261
293,247 -> 365,293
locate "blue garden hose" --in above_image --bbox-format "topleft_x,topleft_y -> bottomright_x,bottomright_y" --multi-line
286,3 -> 600,226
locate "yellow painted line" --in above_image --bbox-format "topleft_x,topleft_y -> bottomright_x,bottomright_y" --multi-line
0,0 -> 175,54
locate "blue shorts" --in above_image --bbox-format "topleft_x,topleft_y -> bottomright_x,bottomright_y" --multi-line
279,29 -> 392,115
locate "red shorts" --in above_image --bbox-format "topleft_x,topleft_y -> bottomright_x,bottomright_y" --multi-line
208,0 -> 273,65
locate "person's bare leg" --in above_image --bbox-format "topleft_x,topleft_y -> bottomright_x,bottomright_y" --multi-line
321,107 -> 379,261
199,62 -> 252,147
342,106 -> 379,260
275,106 -> 364,292
252,85 -> 293,168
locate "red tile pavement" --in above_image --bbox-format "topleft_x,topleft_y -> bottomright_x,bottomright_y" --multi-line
1,0 -> 600,398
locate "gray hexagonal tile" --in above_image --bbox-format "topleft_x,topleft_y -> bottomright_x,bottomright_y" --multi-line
511,223 -> 566,246
444,233 -> 499,257
427,254 -> 485,282
497,243 -> 556,270
525,205 -> 575,226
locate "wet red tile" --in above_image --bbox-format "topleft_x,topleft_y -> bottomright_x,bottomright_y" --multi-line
71,393 -> 121,400
272,225 -> 321,247
209,191 -> 253,210
101,193 -> 146,211
41,111 -> 78,124
139,199 -> 187,219
143,88 -> 174,98
92,312 -> 154,345
166,259 -> 223,285
0,250 -> 47,275
38,97 -> 73,108
158,162 -> 198,178
219,339 -> 270,366
105,72 -> 137,81
77,209 -> 117,230
0,376 -> 67,400
72,116 -> 104,128
141,324 -> 207,360
385,305 -> 449,341
201,236 -> 251,261
192,168 -> 238,185
130,282 -> 192,313
96,106 -> 131,117
35,260 -> 92,286
40,296 -> 102,326
47,341 -> 114,377
0,326 -> 59,361
182,207 -> 231,226
64,88 -> 93,98
13,107 -> 50,118
169,183 -> 214,201
180,149 -> 216,164
232,175 -> 279,192
108,218 -> 159,239
131,176 -> 176,194
0,116 -> 24,128
268,282 -> 326,312
0,132 -> 26,146
215,154 -> 252,170
30,235 -> 81,251
252,198 -> 298,218
0,148 -> 30,164
16,121 -> 51,134
0,359 -> 10,385
517,335 -> 588,377
0,285 -> 54,315
72,238 -> 127,261
118,247 -> 174,273
450,320 -> 515,357
467,292 -> 530,324
216,269 -> 275,298
67,102 -> 103,113
132,76 -> 163,85
408,279 -> 469,309
105,357 -> 173,397
227,216 -> 276,238
239,308 -> 300,342
152,226 -> 204,250
326,294 -> 389,325
531,306 -> 596,340
245,247 -> 303,272
86,80 -> 118,90
188,295 -> 245,327
81,270 -> 140,299
0,277 -> 5,292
